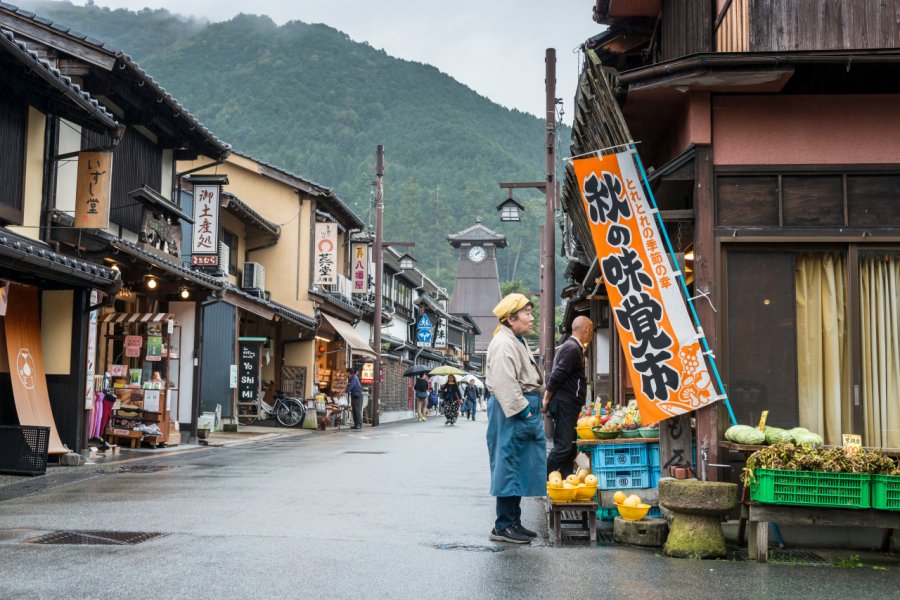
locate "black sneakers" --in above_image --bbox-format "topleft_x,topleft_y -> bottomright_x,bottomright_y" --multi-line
513,523 -> 537,538
489,526 -> 531,544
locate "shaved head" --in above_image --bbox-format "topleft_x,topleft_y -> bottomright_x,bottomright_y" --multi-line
572,316 -> 594,344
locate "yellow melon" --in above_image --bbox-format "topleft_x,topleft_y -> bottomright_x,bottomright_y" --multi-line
613,490 -> 627,504
624,494 -> 641,507
584,474 -> 598,487
565,474 -> 580,485
549,471 -> 562,481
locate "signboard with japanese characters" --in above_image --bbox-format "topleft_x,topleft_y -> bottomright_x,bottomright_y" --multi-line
191,185 -> 220,266
351,243 -> 369,294
433,317 -> 448,349
360,362 -> 375,384
74,151 -> 112,228
314,223 -> 338,285
573,150 -> 717,423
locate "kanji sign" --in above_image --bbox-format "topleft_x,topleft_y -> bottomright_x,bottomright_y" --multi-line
74,151 -> 112,228
360,362 -> 374,384
191,184 -> 220,266
314,223 -> 337,285
433,317 -> 448,349
351,243 -> 369,295
574,150 -> 717,423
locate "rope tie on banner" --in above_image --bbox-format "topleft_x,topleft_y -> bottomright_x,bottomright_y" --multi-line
689,289 -> 718,313
629,144 -> 738,426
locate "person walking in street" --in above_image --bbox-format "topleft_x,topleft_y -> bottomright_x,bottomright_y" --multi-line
345,367 -> 364,430
463,378 -> 479,420
414,373 -> 429,421
427,386 -> 440,416
485,293 -> 544,544
542,316 -> 594,477
440,375 -> 462,425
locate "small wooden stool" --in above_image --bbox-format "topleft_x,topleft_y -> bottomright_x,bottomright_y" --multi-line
548,500 -> 598,543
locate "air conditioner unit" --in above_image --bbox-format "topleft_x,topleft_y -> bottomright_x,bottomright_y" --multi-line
242,262 -> 266,291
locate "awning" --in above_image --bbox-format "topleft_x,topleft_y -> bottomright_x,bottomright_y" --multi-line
102,312 -> 174,323
222,286 -> 317,330
322,314 -> 376,359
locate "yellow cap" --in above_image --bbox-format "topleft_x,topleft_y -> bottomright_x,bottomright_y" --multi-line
492,293 -> 533,327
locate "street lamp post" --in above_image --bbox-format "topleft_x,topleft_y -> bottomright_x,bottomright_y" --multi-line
497,48 -> 559,377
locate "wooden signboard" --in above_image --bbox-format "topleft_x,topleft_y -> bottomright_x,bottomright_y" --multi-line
74,151 -> 112,229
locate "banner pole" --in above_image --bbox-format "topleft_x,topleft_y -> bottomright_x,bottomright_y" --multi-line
628,146 -> 738,426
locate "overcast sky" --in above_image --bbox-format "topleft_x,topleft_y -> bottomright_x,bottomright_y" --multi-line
78,0 -> 603,124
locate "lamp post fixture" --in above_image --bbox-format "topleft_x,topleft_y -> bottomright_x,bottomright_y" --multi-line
498,48 -> 559,378
371,145 -> 416,426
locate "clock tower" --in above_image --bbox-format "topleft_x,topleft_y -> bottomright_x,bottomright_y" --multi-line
448,217 -> 508,354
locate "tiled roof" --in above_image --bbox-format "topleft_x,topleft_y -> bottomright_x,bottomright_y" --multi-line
447,217 -> 508,247
98,232 -> 224,289
0,27 -> 120,135
220,192 -> 280,237
224,286 -> 317,329
0,3 -> 230,158
0,228 -> 120,289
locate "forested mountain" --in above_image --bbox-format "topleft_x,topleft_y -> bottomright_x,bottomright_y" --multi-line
19,1 -> 570,296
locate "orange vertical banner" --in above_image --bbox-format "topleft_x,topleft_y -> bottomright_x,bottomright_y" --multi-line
573,150 -> 718,423
3,285 -> 67,454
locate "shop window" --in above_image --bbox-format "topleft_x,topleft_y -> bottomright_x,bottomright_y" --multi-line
222,229 -> 239,276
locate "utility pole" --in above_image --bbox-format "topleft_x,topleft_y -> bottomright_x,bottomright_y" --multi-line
499,48 -> 558,375
372,145 -> 384,427
541,48 -> 557,378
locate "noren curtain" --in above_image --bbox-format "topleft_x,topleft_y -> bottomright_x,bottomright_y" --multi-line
795,253 -> 849,445
859,253 -> 900,448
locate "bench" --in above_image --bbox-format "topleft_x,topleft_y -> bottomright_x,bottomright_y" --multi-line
547,500 -> 598,543
747,503 -> 900,562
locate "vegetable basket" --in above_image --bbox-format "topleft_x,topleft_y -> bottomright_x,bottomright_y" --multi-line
750,469 -> 871,509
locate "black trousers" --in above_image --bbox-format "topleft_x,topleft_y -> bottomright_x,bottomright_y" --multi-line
495,495 -> 522,531
350,392 -> 363,427
546,398 -> 581,477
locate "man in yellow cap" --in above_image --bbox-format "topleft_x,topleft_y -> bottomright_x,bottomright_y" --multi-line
484,293 -> 545,544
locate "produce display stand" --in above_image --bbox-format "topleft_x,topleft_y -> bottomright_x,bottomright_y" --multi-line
576,437 -> 661,446
748,503 -> 900,562
547,499 -> 598,543
723,441 -> 900,557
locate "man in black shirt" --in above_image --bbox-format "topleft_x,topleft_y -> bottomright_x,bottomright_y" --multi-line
542,316 -> 594,477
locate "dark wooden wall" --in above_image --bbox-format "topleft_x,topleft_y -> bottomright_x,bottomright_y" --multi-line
716,172 -> 900,229
660,0 -> 713,61
749,0 -> 900,51
82,127 -> 162,233
0,93 -> 27,224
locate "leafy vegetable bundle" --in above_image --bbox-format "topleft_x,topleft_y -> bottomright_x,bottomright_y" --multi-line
741,441 -> 900,484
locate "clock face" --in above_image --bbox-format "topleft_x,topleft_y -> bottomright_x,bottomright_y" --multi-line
468,245 -> 486,263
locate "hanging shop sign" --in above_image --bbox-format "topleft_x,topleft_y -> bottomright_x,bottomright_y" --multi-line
314,223 -> 338,285
74,151 -> 112,229
191,184 -> 220,266
433,317 -> 448,349
573,150 -> 717,424
360,362 -> 375,384
85,291 -> 98,409
351,243 -> 369,294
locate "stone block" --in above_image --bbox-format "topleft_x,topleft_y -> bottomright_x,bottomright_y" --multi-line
58,452 -> 86,467
613,517 -> 668,547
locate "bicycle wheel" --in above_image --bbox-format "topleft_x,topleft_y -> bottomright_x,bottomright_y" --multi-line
276,398 -> 306,427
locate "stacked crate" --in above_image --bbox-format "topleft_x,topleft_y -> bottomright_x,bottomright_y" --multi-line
592,441 -> 661,520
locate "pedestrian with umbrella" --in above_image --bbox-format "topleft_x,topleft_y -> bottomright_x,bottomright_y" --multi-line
439,374 -> 463,425
484,293 -> 544,544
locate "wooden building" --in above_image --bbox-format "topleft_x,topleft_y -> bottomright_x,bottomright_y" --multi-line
561,0 -> 900,470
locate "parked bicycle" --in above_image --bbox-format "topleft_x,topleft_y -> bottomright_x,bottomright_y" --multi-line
243,385 -> 306,428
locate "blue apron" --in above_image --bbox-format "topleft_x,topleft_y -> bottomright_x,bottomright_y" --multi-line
486,391 -> 545,497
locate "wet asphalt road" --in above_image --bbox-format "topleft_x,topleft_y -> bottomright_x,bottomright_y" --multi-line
0,416 -> 898,600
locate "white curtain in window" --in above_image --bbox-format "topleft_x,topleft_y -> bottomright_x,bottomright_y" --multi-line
796,253 -> 849,445
859,254 -> 900,448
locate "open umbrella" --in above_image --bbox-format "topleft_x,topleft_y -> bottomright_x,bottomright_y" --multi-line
402,365 -> 431,377
429,365 -> 466,376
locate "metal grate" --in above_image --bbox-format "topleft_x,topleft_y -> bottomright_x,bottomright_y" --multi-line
22,530 -> 167,546
733,548 -> 829,565
343,451 -> 387,454
434,543 -> 504,553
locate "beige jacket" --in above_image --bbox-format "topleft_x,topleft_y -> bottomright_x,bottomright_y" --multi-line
485,325 -> 544,418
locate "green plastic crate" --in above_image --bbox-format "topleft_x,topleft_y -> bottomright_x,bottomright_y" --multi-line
872,474 -> 900,511
750,469 -> 871,509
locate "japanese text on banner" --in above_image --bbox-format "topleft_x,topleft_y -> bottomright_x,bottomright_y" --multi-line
315,223 -> 337,285
573,150 -> 717,423
191,185 -> 220,266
